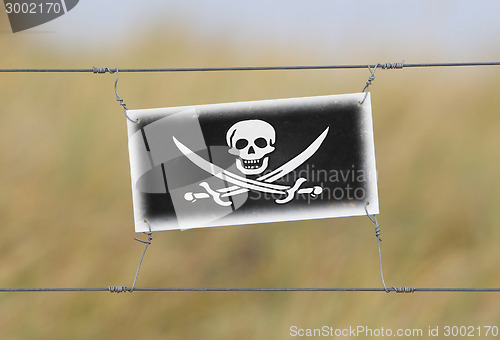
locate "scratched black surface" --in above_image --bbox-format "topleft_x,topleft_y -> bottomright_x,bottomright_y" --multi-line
133,97 -> 371,228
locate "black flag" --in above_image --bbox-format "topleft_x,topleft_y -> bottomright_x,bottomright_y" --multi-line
126,93 -> 379,232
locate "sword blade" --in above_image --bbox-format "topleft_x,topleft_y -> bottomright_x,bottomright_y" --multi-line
258,126 -> 329,183
173,137 -> 288,195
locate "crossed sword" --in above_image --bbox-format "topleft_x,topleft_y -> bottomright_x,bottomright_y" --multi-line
172,127 -> 329,206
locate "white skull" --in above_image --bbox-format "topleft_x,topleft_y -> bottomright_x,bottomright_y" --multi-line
226,120 -> 276,175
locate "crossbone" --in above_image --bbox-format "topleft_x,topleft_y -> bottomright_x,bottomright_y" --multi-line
173,125 -> 329,206
184,178 -> 323,206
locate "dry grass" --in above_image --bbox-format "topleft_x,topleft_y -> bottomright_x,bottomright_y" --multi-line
1,20 -> 500,339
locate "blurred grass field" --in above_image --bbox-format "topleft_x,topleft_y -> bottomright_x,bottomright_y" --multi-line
1,18 -> 500,340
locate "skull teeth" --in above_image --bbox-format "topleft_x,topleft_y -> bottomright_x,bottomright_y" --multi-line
242,158 -> 263,169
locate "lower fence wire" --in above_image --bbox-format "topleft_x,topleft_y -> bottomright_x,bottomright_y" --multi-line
1,288 -> 500,293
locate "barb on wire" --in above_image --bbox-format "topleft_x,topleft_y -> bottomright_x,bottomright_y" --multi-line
108,286 -> 128,294
379,61 -> 404,70
92,67 -> 114,74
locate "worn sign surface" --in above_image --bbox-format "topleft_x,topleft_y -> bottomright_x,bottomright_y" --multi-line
127,93 -> 378,232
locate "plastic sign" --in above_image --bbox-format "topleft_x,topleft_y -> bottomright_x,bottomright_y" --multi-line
126,93 -> 379,232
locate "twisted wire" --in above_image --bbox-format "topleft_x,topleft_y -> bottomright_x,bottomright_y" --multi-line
1,287 -> 499,293
108,286 -> 129,293
1,61 -> 499,73
112,68 -> 139,123
379,61 -> 405,69
391,286 -> 416,293
364,203 -> 389,292
92,67 -> 115,74
129,219 -> 153,292
363,204 -> 417,294
359,64 -> 380,105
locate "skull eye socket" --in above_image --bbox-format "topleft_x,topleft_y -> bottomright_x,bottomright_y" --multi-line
254,137 -> 268,148
235,139 -> 249,150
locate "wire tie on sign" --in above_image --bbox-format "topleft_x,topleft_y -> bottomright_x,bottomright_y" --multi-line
93,66 -> 139,123
134,219 -> 153,245
129,219 -> 154,293
359,64 -> 378,105
364,202 -> 389,292
107,220 -> 153,294
113,68 -> 140,124
364,202 -> 382,242
359,61 -> 404,105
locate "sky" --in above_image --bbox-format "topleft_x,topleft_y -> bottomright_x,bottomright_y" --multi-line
2,0 -> 500,62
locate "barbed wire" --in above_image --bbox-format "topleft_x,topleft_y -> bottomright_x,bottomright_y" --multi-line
0,61 -> 499,73
1,60 -> 499,294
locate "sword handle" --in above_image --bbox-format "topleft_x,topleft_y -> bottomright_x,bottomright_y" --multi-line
275,179 -> 323,204
184,192 -> 210,202
275,178 -> 307,204
184,182 -> 232,207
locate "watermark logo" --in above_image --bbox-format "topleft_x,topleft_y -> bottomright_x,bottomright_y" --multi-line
3,0 -> 79,33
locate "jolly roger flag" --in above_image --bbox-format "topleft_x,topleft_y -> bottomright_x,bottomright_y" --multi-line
126,93 -> 379,232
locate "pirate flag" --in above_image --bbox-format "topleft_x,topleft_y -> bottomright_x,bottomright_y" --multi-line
126,93 -> 379,232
